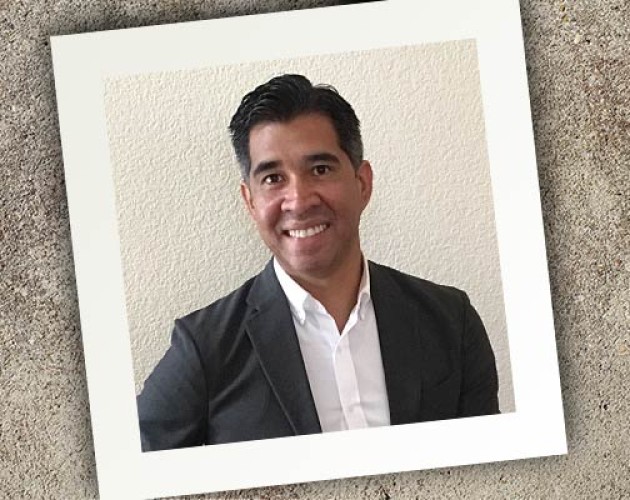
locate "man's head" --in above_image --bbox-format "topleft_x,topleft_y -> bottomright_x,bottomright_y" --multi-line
229,74 -> 364,181
229,74 -> 373,283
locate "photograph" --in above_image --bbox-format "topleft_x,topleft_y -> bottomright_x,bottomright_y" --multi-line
51,1 -> 566,498
104,41 -> 515,452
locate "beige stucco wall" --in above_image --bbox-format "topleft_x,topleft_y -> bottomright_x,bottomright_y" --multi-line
104,40 -> 514,412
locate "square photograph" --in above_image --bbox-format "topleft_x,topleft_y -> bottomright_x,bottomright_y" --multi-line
105,40 -> 514,452
52,1 -> 565,498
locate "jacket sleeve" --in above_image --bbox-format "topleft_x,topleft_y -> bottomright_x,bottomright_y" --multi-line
136,319 -> 209,451
458,293 -> 500,417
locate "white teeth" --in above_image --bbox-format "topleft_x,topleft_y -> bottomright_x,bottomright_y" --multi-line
288,224 -> 328,239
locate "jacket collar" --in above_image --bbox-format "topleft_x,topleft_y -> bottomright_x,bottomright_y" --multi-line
368,262 -> 427,425
244,260 -> 321,435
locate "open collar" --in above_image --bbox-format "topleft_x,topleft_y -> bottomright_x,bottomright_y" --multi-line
273,256 -> 372,325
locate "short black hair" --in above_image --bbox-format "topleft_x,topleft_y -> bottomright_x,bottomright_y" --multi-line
228,74 -> 363,180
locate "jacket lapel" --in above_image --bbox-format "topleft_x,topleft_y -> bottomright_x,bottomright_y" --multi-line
369,261 -> 424,425
244,260 -> 321,436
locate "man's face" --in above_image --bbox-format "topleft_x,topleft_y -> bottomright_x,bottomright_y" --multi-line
241,113 -> 372,282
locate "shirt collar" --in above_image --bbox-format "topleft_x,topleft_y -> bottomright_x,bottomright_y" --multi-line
273,257 -> 372,325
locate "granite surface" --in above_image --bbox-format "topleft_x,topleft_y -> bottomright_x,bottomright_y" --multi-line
1,0 -> 628,498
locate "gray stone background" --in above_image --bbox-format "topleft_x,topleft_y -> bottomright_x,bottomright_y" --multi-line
1,0 -> 628,498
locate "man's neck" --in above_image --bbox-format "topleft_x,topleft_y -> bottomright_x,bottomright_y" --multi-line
289,251 -> 364,333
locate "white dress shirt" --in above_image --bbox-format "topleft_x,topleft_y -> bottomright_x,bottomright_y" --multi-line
274,258 -> 391,433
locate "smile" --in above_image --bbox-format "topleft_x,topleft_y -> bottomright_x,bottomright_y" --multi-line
286,224 -> 329,239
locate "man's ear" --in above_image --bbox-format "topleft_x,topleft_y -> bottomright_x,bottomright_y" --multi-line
240,180 -> 256,218
356,160 -> 373,209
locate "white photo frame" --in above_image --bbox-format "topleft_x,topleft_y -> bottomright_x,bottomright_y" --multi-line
52,1 -> 566,498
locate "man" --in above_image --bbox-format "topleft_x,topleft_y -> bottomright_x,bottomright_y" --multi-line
137,74 -> 499,452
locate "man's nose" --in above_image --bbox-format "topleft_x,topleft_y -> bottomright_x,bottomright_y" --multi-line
281,177 -> 320,214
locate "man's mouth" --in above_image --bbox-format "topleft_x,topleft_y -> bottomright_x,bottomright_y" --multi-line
285,223 -> 329,239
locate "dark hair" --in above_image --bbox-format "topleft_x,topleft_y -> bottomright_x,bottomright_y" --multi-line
228,74 -> 363,180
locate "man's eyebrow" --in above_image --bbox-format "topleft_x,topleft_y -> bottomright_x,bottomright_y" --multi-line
305,152 -> 341,164
251,160 -> 280,179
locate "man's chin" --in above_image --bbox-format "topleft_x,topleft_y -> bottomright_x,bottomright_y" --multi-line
277,256 -> 334,281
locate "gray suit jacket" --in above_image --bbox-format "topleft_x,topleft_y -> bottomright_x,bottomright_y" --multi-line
137,260 -> 499,451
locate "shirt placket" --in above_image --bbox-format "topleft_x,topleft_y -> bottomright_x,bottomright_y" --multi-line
332,310 -> 368,430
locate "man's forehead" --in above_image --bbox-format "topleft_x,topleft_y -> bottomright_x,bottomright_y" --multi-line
250,114 -> 341,154
249,113 -> 338,140
246,113 -> 348,178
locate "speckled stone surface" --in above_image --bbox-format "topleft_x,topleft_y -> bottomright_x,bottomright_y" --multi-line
1,1 -> 628,498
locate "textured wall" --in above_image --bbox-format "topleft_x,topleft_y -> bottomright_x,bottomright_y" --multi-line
103,41 -> 512,412
1,1 -> 628,499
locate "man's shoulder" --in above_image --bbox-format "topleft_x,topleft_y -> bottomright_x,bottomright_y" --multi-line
175,273 -> 260,338
370,261 -> 466,298
369,261 -> 468,313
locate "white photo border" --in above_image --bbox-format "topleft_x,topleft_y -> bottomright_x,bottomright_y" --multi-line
51,1 -> 566,498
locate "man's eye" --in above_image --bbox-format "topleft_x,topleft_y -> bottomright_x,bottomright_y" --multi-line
313,165 -> 331,176
262,173 -> 282,185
